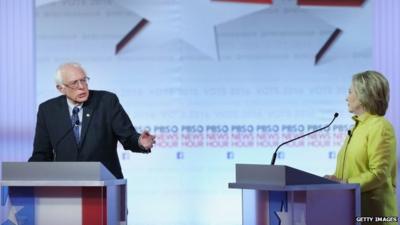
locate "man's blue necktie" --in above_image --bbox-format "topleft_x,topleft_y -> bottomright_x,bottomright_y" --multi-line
71,107 -> 80,144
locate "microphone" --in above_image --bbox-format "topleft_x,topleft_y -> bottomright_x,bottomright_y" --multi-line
341,129 -> 353,179
270,113 -> 339,165
53,120 -> 80,160
347,130 -> 352,137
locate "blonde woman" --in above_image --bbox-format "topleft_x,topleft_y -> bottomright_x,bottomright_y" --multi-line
326,71 -> 397,224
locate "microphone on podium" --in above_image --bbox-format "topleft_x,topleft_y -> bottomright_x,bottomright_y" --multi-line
347,130 -> 352,137
53,120 -> 80,160
270,113 -> 339,165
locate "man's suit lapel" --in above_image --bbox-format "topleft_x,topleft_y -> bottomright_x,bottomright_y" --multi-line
80,91 -> 95,147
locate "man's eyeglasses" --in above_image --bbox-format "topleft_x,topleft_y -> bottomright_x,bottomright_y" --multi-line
63,77 -> 90,89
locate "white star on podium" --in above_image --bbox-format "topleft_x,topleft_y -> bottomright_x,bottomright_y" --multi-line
276,210 -> 290,225
1,196 -> 24,225
275,202 -> 307,225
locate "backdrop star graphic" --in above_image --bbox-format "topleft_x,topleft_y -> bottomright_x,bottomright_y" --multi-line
115,0 -> 267,59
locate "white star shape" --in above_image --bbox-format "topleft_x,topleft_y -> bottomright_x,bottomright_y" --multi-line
1,196 -> 24,225
115,0 -> 267,59
275,201 -> 307,225
276,210 -> 291,225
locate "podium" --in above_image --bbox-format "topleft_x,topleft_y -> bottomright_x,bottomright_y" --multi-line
229,164 -> 360,225
0,162 -> 127,225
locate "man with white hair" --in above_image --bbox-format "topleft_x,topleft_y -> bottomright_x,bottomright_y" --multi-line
29,62 -> 155,179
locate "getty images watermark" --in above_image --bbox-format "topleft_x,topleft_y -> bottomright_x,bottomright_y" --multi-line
356,216 -> 398,223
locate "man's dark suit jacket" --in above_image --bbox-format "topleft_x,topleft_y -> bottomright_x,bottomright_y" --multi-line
29,90 -> 147,179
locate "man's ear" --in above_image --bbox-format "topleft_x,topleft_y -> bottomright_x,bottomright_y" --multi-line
56,85 -> 66,94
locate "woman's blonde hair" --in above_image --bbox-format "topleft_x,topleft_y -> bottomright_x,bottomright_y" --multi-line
352,70 -> 389,116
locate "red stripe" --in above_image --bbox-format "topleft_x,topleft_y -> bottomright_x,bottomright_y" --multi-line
115,18 -> 149,55
298,0 -> 365,7
82,187 -> 107,225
